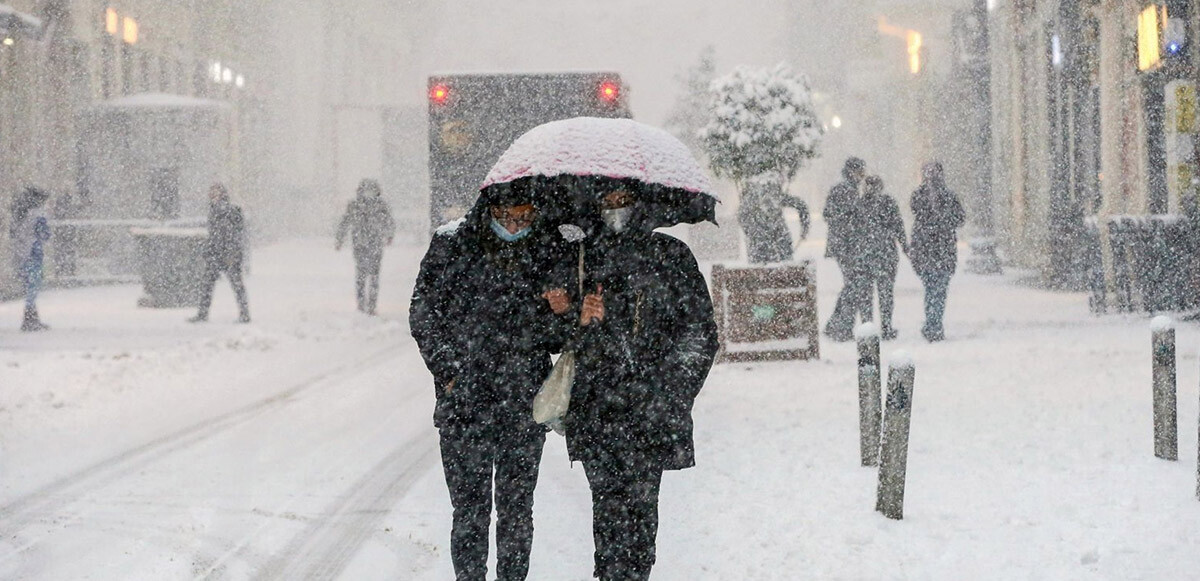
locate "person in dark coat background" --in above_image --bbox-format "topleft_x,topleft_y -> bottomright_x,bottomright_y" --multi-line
556,180 -> 719,581
410,179 -> 571,581
335,178 -> 396,315
10,186 -> 52,332
737,175 -> 810,263
909,162 -> 965,342
822,157 -> 870,341
860,176 -> 908,340
190,183 -> 250,324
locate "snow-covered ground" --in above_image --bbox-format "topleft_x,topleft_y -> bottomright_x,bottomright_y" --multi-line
1,236 -> 1198,580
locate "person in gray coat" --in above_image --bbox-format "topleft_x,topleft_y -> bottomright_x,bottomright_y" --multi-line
859,176 -> 908,340
336,179 -> 395,315
909,162 -> 965,342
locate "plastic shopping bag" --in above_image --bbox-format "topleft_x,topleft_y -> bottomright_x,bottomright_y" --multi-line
533,351 -> 575,426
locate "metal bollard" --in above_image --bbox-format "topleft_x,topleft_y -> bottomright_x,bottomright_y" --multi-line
1151,316 -> 1178,461
876,351 -> 915,520
855,323 -> 882,467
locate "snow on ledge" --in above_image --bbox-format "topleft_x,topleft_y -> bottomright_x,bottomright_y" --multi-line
1150,316 -> 1174,333
854,322 -> 880,340
889,350 -> 914,370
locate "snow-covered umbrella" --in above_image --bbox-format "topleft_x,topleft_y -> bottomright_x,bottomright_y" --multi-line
480,117 -> 719,229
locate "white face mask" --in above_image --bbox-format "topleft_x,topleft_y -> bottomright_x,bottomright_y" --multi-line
601,207 -> 633,233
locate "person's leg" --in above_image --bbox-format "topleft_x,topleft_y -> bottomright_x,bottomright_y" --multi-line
825,259 -> 856,340
493,424 -> 546,580
622,455 -> 664,581
21,262 -> 46,331
856,266 -> 876,325
928,273 -> 950,339
354,262 -> 367,312
921,273 -> 949,341
439,424 -> 494,581
192,261 -> 220,321
226,264 -> 250,322
366,252 -> 382,315
583,454 -> 628,580
879,264 -> 897,338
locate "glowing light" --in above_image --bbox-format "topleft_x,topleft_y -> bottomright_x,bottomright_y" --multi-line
210,62 -> 222,82
222,67 -> 233,84
105,8 -> 119,35
122,16 -> 138,44
235,74 -> 245,88
599,81 -> 621,102
831,116 -> 843,129
2,38 -> 13,46
1138,5 -> 1162,71
429,84 -> 450,105
879,17 -> 923,75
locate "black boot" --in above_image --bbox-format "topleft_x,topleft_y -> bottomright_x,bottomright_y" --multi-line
21,305 -> 48,332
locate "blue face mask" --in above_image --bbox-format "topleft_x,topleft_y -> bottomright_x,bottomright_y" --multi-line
491,218 -> 532,242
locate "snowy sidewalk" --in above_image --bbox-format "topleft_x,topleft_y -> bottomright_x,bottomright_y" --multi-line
1,237 -> 1198,580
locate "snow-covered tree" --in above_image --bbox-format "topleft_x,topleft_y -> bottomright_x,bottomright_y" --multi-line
700,64 -> 823,188
665,45 -> 717,155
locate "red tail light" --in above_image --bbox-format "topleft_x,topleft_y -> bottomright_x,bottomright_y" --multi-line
430,84 -> 451,105
598,81 -> 620,103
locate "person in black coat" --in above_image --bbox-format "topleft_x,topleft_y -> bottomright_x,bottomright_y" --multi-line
860,176 -> 908,340
189,183 -> 250,323
822,157 -> 870,341
335,178 -> 396,315
554,180 -> 718,581
737,176 -> 810,263
410,180 -> 571,581
909,162 -> 965,342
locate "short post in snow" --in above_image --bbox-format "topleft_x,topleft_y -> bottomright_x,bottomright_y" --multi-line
855,323 -> 882,467
1151,316 -> 1177,461
876,351 -> 915,520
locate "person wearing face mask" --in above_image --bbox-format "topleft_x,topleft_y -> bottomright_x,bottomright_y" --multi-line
189,183 -> 250,324
335,178 -> 396,315
410,178 -> 572,581
551,179 -> 718,581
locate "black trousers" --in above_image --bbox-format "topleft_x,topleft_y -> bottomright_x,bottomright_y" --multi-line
825,258 -> 871,338
354,248 -> 383,313
439,421 -> 546,581
583,450 -> 664,581
197,260 -> 249,319
864,261 -> 897,333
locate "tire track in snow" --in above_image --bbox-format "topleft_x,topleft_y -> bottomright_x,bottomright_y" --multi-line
0,342 -> 403,562
254,432 -> 439,580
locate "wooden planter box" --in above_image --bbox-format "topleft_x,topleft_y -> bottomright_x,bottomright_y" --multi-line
711,262 -> 819,363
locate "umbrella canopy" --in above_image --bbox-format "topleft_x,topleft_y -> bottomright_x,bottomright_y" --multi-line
481,117 -> 719,228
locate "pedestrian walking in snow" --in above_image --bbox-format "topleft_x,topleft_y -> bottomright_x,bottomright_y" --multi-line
554,181 -> 719,581
737,174 -> 810,263
189,184 -> 250,324
335,178 -> 395,315
909,162 -> 965,342
410,179 -> 572,581
823,157 -> 871,341
10,186 -> 52,332
860,176 -> 908,340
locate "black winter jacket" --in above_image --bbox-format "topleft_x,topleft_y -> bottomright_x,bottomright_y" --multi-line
860,192 -> 907,270
337,195 -> 395,253
823,179 -> 866,260
564,230 -> 719,471
205,201 -> 246,267
910,182 -> 966,276
410,215 -> 571,430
